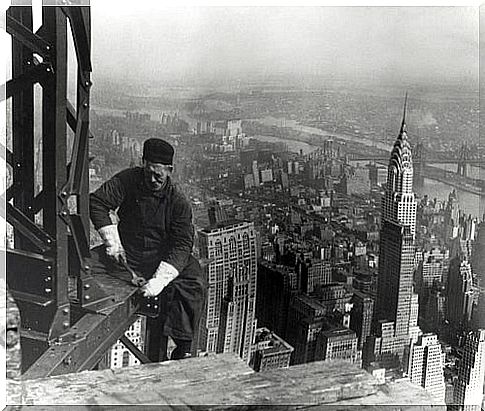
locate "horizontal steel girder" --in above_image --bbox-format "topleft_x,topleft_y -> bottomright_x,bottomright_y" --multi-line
22,273 -> 142,379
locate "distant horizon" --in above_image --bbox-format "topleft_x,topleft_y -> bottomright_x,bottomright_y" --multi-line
91,6 -> 478,92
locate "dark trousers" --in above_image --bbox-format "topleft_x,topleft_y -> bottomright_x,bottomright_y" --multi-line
89,247 -> 207,361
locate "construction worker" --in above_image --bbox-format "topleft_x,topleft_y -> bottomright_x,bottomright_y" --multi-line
89,138 -> 207,361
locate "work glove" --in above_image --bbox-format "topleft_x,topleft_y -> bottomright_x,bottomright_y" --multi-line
141,261 -> 179,297
98,224 -> 126,264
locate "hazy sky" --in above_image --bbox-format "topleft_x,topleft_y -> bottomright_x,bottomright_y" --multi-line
90,4 -> 478,87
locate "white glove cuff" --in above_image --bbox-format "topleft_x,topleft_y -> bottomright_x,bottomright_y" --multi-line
153,261 -> 179,287
98,225 -> 121,248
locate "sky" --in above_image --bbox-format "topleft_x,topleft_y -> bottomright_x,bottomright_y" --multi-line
90,3 -> 479,88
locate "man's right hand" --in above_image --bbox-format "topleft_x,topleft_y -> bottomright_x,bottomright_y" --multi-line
97,225 -> 126,264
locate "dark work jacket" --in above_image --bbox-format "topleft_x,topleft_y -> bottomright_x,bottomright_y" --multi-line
90,167 -> 195,276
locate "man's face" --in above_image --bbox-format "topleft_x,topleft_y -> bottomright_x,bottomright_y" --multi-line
143,161 -> 173,191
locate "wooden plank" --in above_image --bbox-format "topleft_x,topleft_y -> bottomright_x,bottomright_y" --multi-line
7,354 -> 443,408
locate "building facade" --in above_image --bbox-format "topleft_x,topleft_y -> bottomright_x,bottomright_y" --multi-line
249,327 -> 294,372
453,329 -> 485,411
371,98 -> 418,366
315,327 -> 362,366
405,333 -> 446,403
198,221 -> 258,362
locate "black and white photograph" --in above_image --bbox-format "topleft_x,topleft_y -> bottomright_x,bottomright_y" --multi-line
2,0 -> 484,409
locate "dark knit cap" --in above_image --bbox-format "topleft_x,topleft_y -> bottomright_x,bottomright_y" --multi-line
142,138 -> 174,165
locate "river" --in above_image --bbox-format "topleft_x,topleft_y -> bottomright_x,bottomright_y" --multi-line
252,129 -> 484,219
91,108 -> 483,218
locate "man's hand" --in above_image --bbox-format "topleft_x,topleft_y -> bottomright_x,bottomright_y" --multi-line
141,276 -> 166,297
98,225 -> 126,264
141,261 -> 179,297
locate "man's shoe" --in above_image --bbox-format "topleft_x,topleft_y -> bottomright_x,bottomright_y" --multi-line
170,348 -> 192,360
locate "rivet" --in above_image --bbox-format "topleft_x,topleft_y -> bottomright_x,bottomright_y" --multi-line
61,211 -> 68,216
154,297 -> 159,301
46,67 -> 51,72
85,81 -> 90,87
46,45 -> 50,51
46,239 -> 52,244
16,163 -> 21,167
83,102 -> 88,108
44,276 -> 51,282
47,265 -> 52,270
83,284 -> 90,290
84,295 -> 90,300
45,288 -> 52,293
147,304 -> 151,308
62,308 -> 69,315
63,322 -> 69,328
154,305 -> 158,309
61,191 -> 68,197
84,265 -> 90,271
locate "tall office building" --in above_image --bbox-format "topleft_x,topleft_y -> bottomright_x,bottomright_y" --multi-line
372,96 -> 418,365
452,329 -> 485,411
256,261 -> 296,339
252,160 -> 260,187
286,293 -> 326,365
350,291 -> 374,349
198,221 -> 258,362
405,333 -> 446,403
472,224 -> 485,329
447,254 -> 475,333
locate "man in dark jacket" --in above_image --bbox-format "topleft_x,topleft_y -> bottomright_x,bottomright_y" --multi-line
90,138 -> 207,361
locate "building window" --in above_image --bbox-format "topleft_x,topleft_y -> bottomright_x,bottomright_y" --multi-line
122,351 -> 130,367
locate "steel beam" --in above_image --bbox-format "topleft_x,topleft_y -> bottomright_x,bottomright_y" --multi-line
6,13 -> 53,60
22,274 -> 141,379
119,335 -> 151,364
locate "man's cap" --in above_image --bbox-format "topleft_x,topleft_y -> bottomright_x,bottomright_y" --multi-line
143,138 -> 174,165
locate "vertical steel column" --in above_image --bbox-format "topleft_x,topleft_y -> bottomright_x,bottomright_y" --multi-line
10,6 -> 35,249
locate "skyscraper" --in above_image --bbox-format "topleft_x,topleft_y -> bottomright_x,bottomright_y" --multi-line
452,329 -> 485,411
405,333 -> 446,403
447,252 -> 475,334
198,220 -> 258,362
472,224 -> 485,330
372,95 -> 418,364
